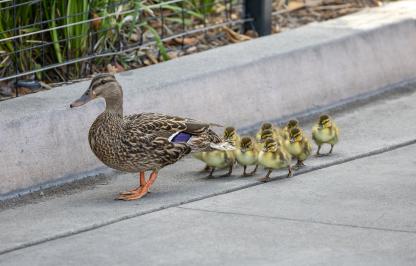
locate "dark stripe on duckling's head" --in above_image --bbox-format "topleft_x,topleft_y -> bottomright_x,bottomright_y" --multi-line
264,138 -> 278,151
287,119 -> 299,129
260,129 -> 274,141
261,122 -> 272,131
223,127 -> 236,139
240,137 -> 253,149
319,114 -> 330,124
290,128 -> 301,138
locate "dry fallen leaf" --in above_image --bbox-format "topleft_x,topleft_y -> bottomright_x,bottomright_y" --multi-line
288,1 -> 305,11
223,27 -> 252,43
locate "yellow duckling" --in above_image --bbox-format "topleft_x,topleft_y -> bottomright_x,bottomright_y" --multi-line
312,114 -> 339,155
258,138 -> 292,182
202,127 -> 238,178
285,128 -> 312,168
223,126 -> 241,147
235,137 -> 259,176
282,119 -> 300,139
255,122 -> 280,142
202,149 -> 235,178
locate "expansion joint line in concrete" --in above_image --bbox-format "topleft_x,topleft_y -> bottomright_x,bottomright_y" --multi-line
0,139 -> 415,256
177,206 -> 416,235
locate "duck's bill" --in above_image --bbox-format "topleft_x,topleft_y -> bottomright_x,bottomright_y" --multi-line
70,94 -> 92,108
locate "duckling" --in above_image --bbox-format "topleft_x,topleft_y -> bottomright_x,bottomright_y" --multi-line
255,122 -> 278,142
284,128 -> 312,168
261,128 -> 285,145
223,126 -> 241,147
282,119 -> 299,139
258,138 -> 292,182
235,137 -> 259,176
202,149 -> 235,178
202,128 -> 238,178
312,114 -> 339,155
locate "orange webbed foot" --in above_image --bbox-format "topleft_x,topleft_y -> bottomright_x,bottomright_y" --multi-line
117,171 -> 158,201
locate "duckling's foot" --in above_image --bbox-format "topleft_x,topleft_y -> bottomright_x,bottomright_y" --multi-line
258,169 -> 272,182
329,144 -> 334,154
248,165 -> 259,176
117,171 -> 158,201
119,171 -> 146,195
220,165 -> 233,177
287,166 -> 293,178
241,166 -> 249,177
293,160 -> 305,170
242,165 -> 256,177
206,167 -> 216,178
316,146 -> 321,156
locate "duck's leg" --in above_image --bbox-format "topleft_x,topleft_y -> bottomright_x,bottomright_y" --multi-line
329,144 -> 334,154
316,145 -> 321,156
287,166 -> 293,177
248,164 -> 259,176
258,169 -> 272,182
206,167 -> 215,178
242,166 -> 248,177
117,171 -> 158,201
294,160 -> 305,169
119,171 -> 146,196
220,164 -> 233,177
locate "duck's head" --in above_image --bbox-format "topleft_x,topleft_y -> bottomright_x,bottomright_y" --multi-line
70,73 -> 123,113
239,137 -> 254,152
318,114 -> 332,129
263,138 -> 278,152
260,129 -> 274,143
260,122 -> 272,131
286,119 -> 299,130
289,128 -> 303,144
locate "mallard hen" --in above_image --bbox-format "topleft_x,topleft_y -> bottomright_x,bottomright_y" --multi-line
70,74 -> 231,200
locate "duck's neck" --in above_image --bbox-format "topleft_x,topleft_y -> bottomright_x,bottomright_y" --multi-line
104,95 -> 123,116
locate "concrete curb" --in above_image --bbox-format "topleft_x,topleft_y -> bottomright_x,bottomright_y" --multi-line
1,1 -> 416,199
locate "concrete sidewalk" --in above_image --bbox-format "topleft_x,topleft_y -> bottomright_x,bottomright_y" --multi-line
1,145 -> 415,266
0,85 -> 415,265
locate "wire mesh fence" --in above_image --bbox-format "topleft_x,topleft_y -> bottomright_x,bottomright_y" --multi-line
0,0 -> 254,97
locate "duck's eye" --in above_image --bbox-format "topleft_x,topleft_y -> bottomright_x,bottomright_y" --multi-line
101,80 -> 107,85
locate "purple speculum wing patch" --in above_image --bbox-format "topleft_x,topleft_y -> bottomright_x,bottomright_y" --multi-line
171,132 -> 192,143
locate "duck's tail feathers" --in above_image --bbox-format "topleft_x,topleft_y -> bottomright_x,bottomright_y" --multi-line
209,123 -> 223,127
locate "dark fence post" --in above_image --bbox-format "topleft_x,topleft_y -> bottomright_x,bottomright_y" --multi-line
244,0 -> 272,36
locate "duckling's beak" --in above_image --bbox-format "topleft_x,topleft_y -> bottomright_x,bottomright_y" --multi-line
290,138 -> 295,143
70,92 -> 93,108
240,148 -> 247,153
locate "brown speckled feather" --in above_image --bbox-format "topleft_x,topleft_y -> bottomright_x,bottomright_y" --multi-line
88,112 -> 222,173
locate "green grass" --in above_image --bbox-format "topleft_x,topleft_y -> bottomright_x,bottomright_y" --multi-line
0,0 -> 221,82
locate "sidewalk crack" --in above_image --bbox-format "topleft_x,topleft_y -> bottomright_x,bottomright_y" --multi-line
178,206 -> 416,235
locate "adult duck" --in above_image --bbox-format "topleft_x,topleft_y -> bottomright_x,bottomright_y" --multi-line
70,74 -> 231,200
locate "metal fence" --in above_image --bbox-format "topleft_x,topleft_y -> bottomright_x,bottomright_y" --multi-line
0,0 -> 274,98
